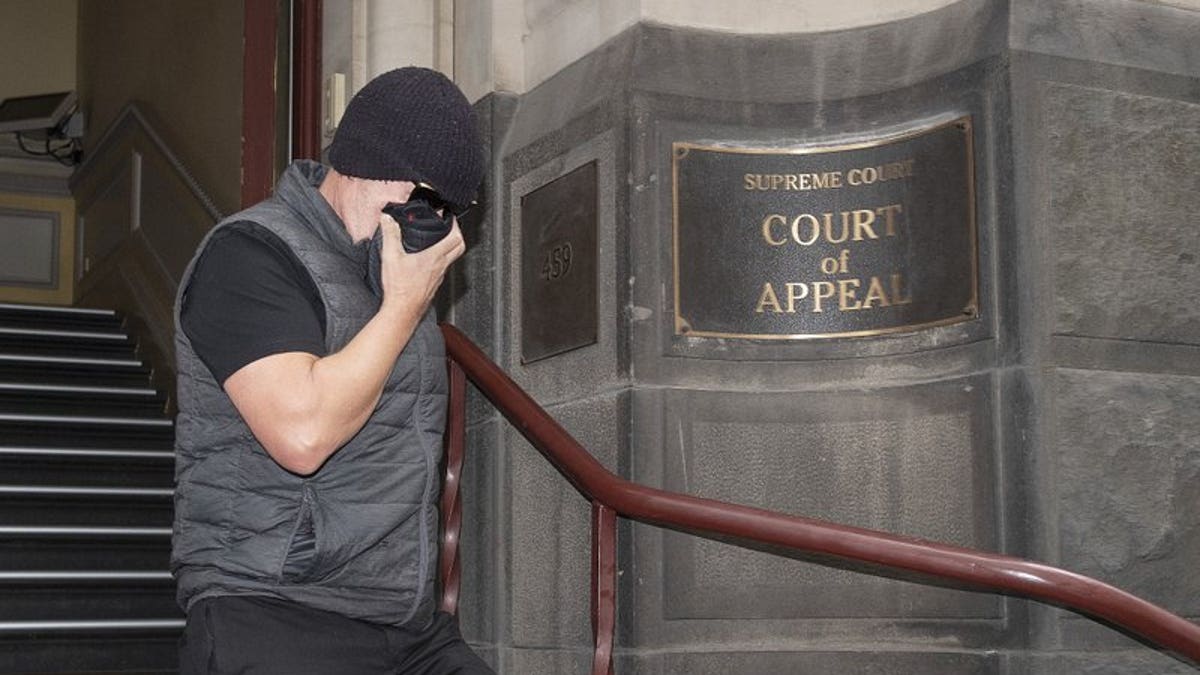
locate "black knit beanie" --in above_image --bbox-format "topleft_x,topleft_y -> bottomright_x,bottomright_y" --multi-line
328,67 -> 484,209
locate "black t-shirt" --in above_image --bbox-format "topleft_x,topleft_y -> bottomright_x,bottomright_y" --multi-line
180,222 -> 327,385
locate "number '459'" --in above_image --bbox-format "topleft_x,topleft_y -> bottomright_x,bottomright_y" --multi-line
540,243 -> 573,281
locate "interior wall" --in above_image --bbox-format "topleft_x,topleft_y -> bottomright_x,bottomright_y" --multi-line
76,0 -> 243,215
0,192 -> 75,305
0,1 -> 78,305
0,0 -> 77,100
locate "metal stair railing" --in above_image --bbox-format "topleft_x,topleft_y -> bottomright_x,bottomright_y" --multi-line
437,323 -> 1200,675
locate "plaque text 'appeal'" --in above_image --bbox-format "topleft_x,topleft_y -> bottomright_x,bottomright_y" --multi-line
672,116 -> 978,339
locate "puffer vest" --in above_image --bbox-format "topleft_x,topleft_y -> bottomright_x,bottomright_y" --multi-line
170,161 -> 446,628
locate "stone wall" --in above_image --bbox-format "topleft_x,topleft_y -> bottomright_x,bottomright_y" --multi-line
1008,0 -> 1200,671
444,0 -> 1200,672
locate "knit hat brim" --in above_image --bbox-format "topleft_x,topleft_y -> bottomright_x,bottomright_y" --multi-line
328,67 -> 484,208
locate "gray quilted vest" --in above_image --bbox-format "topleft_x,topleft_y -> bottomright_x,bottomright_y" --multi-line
171,161 -> 445,628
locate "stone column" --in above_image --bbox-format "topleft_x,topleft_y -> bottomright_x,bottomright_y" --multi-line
437,1 -> 1200,673
1007,1 -> 1200,672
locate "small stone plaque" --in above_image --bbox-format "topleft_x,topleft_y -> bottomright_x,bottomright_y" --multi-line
520,161 -> 598,363
672,116 -> 978,339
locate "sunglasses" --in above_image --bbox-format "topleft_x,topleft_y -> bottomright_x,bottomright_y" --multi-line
408,183 -> 474,218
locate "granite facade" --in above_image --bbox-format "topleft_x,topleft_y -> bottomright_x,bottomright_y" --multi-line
446,0 -> 1200,671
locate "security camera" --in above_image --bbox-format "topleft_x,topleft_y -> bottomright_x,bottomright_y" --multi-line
0,91 -> 78,136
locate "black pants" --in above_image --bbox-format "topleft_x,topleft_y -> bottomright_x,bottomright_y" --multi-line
179,596 -> 494,675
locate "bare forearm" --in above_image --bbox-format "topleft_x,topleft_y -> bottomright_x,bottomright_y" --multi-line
302,301 -> 424,450
224,218 -> 463,475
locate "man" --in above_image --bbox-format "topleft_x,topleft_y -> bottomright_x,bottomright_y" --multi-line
172,67 -> 493,674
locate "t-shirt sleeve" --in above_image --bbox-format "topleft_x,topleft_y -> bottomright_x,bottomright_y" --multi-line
180,224 -> 327,385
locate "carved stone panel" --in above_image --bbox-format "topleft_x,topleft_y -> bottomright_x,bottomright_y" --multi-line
659,376 -> 998,620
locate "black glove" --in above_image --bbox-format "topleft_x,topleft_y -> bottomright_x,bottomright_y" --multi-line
383,199 -> 453,254
367,199 -> 454,298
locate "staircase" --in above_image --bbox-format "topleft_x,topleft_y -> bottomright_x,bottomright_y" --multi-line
0,303 -> 181,674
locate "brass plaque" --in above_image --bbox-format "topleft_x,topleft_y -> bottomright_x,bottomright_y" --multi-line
672,116 -> 978,340
520,161 -> 598,363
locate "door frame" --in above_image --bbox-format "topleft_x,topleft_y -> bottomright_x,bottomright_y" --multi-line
242,0 -> 322,208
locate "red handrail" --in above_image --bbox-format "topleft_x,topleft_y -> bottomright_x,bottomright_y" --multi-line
438,323 -> 1200,672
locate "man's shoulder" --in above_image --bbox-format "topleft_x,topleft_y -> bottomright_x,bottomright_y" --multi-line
188,221 -> 313,301
206,220 -> 292,260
